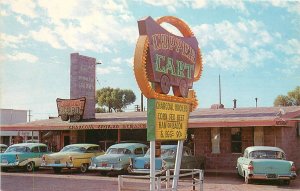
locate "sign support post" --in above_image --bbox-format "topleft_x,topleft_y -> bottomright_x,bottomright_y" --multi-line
172,140 -> 184,190
133,16 -> 203,191
150,141 -> 156,191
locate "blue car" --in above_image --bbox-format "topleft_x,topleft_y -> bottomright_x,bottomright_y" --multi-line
128,145 -> 202,174
89,143 -> 148,176
237,146 -> 297,185
0,143 -> 50,172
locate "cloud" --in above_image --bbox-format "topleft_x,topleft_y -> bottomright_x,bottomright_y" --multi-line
143,0 -> 248,14
193,19 -> 274,70
0,33 -> 27,48
30,27 -> 65,49
260,0 -> 300,15
34,0 -> 137,53
8,0 -> 37,18
112,57 -> 122,65
277,39 -> 300,70
16,16 -> 29,26
96,66 -> 122,75
4,52 -> 39,63
192,0 -> 207,9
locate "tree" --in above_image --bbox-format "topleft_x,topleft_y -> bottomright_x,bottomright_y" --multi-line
274,86 -> 300,106
96,87 -> 136,112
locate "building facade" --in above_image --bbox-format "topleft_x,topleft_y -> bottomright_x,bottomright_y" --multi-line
1,106 -> 299,172
0,109 -> 39,145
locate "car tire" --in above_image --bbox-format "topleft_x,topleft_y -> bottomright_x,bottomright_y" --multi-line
80,163 -> 88,173
53,167 -> 62,174
244,175 -> 252,184
25,162 -> 35,172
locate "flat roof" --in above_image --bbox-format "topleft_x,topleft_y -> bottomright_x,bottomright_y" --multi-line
1,106 -> 300,131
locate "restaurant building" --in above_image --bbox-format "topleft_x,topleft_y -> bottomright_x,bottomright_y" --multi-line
1,106 -> 299,172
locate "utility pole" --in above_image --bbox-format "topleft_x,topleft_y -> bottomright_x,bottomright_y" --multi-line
255,97 -> 258,108
219,74 -> 222,105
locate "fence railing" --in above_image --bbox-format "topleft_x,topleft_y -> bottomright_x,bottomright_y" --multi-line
118,169 -> 204,191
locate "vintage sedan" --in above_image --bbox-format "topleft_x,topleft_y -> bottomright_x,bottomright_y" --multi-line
237,146 -> 297,185
0,143 -> 49,172
89,143 -> 148,176
42,143 -> 103,173
128,145 -> 203,174
0,144 -> 8,153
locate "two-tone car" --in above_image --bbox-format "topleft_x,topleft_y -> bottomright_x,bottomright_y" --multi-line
237,146 -> 297,185
0,143 -> 49,172
42,143 -> 104,173
128,145 -> 203,174
89,143 -> 148,176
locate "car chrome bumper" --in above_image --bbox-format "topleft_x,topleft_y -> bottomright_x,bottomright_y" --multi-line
41,163 -> 74,168
0,162 -> 19,167
249,173 -> 297,180
88,165 -> 123,171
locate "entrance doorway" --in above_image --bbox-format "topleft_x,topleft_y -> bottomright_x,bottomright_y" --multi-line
64,136 -> 70,146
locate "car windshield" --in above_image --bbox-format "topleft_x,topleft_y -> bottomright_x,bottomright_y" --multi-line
106,148 -> 131,154
145,148 -> 176,157
60,146 -> 86,153
249,150 -> 286,159
5,146 -> 30,153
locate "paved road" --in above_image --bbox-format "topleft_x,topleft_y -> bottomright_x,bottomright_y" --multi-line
0,169 -> 299,191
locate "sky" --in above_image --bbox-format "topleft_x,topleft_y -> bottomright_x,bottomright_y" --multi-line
0,0 -> 299,121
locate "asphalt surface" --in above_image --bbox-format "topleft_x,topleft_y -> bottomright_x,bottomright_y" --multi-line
0,168 -> 299,191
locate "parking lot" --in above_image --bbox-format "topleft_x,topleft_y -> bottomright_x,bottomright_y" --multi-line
1,169 -> 299,191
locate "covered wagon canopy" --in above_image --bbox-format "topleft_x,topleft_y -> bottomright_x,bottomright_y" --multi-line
1,106 -> 300,131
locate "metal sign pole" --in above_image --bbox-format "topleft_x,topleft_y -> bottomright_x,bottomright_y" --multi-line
172,140 -> 183,190
150,141 -> 156,191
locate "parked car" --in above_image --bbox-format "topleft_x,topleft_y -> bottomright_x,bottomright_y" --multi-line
237,146 -> 297,185
89,143 -> 148,176
0,144 -> 8,153
42,143 -> 103,173
128,145 -> 203,174
0,143 -> 49,172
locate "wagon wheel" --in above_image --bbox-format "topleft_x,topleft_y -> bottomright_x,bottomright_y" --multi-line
173,80 -> 188,97
61,115 -> 69,121
155,75 -> 170,94
25,162 -> 34,172
79,163 -> 88,173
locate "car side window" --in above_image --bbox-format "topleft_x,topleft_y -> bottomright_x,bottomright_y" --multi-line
134,147 -> 144,155
86,146 -> 99,153
31,146 -> 39,153
39,146 -> 48,152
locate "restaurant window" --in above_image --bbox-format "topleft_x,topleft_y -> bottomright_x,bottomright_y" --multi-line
231,128 -> 242,153
254,127 -> 264,146
211,128 -> 220,154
